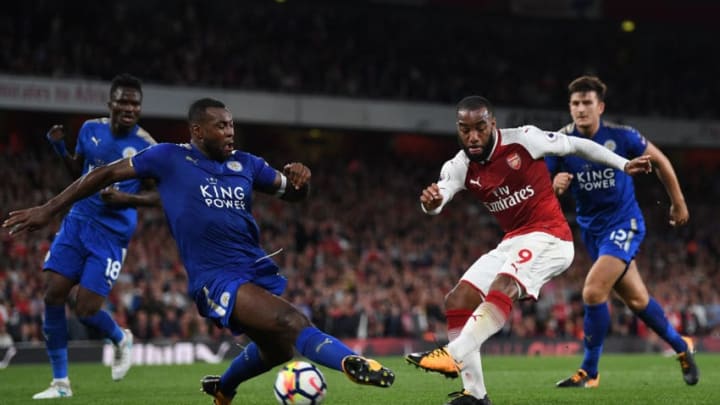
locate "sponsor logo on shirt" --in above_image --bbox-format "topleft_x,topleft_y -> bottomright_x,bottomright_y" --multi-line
483,185 -> 536,213
200,177 -> 247,210
575,167 -> 616,191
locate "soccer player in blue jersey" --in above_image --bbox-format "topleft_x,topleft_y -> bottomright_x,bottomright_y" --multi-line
548,76 -> 699,388
30,73 -> 159,399
4,97 -> 395,405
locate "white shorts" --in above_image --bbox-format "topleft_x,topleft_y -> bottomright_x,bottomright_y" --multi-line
460,232 -> 574,300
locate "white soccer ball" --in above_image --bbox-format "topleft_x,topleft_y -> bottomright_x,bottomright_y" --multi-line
273,361 -> 327,405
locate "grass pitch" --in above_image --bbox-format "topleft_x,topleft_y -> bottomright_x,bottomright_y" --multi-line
1,354 -> 717,404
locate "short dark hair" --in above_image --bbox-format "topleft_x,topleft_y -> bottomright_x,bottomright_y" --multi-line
456,96 -> 494,115
188,98 -> 226,123
110,73 -> 142,98
568,76 -> 607,101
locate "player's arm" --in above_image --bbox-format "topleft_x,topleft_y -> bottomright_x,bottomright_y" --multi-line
47,124 -> 84,178
644,141 -> 689,226
99,179 -> 161,207
3,158 -> 137,236
526,127 -> 651,175
421,158 -> 466,215
270,162 -> 311,202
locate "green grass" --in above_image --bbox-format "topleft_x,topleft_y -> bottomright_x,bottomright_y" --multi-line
1,354 -> 717,404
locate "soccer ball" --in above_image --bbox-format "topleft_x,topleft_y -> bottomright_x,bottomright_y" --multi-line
273,361 -> 327,405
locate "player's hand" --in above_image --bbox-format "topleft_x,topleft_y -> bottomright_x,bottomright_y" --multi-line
668,201 -> 689,227
283,163 -> 311,190
552,172 -> 573,195
47,124 -> 65,142
420,183 -> 443,211
99,187 -> 127,206
623,155 -> 652,175
3,206 -> 52,236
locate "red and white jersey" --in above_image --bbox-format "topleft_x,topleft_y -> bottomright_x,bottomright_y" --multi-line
431,125 -> 574,241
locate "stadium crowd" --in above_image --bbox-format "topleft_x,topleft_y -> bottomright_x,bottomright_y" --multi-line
1,133 -> 719,349
1,0 -> 718,120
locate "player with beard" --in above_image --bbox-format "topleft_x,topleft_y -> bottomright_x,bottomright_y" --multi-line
406,96 -> 652,405
4,97 -> 395,405
29,73 -> 158,399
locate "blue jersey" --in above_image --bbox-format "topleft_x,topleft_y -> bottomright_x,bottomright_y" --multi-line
67,118 -> 155,240
545,121 -> 648,233
131,143 -> 280,297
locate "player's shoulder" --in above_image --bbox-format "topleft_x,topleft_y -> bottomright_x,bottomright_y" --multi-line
558,123 -> 575,134
603,120 -> 639,135
143,142 -> 187,155
80,117 -> 110,130
134,126 -> 156,145
500,125 -> 547,143
447,149 -> 470,165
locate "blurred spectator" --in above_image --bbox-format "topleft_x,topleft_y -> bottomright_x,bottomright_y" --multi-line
0,0 -> 718,119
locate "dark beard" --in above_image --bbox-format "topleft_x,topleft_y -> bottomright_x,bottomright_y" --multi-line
460,132 -> 495,163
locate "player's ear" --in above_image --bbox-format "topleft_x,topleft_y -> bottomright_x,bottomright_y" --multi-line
598,101 -> 605,114
189,123 -> 201,139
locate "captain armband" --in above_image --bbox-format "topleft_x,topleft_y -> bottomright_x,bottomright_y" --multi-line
275,173 -> 288,197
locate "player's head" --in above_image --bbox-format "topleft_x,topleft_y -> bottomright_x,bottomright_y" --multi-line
456,96 -> 497,162
568,75 -> 606,135
188,97 -> 235,161
108,73 -> 143,133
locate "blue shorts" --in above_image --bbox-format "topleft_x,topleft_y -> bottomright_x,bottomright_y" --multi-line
194,268 -> 287,335
581,216 -> 646,263
44,216 -> 129,297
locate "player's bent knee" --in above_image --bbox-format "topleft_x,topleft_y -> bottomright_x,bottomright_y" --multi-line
277,308 -> 312,335
74,301 -> 103,318
444,282 -> 482,311
581,286 -> 609,305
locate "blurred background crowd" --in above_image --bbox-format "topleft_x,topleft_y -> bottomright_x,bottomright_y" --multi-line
1,0 -> 718,119
1,0 -> 720,350
2,135 -> 720,348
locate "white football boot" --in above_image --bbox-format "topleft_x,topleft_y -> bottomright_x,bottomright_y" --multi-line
111,329 -> 134,381
32,380 -> 73,399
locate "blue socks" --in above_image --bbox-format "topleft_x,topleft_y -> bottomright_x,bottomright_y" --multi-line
580,302 -> 610,378
636,297 -> 688,353
78,310 -> 124,344
218,326 -> 354,396
220,342 -> 271,397
294,326 -> 355,371
44,305 -> 69,379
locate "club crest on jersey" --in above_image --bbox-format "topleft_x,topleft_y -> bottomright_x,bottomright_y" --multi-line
226,161 -> 243,172
603,140 -> 617,151
506,153 -> 521,170
220,292 -> 231,307
122,147 -> 138,158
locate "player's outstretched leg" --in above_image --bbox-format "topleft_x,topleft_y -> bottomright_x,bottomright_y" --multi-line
201,375 -> 232,405
32,379 -> 73,400
111,329 -> 134,381
341,355 -> 395,388
444,390 -> 492,405
677,336 -> 699,385
555,369 -> 600,388
405,346 -> 459,378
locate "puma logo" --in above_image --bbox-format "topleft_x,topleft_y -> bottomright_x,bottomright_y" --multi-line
315,338 -> 333,353
91,136 -> 101,146
469,178 -> 482,188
